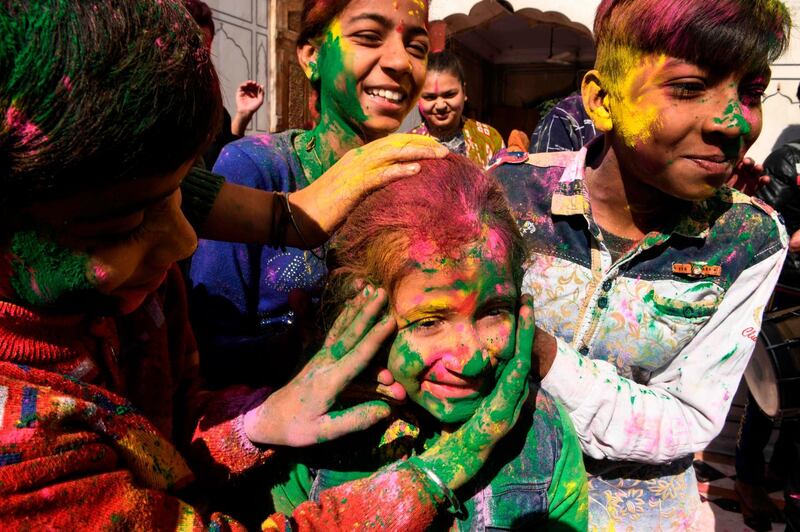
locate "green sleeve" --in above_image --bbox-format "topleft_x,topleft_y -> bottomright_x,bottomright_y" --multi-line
547,401 -> 589,531
270,462 -> 315,516
180,165 -> 225,230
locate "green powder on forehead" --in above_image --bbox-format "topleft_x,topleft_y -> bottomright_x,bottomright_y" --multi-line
8,229 -> 94,307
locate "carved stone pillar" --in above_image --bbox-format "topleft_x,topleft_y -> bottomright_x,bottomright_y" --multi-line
272,0 -> 312,131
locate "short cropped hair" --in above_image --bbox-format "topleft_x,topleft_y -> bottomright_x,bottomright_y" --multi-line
594,0 -> 791,93
0,0 -> 222,208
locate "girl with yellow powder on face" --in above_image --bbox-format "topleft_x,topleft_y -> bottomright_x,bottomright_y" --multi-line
491,0 -> 791,529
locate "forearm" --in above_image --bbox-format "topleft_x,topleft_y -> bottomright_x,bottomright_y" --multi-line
230,111 -> 253,137
541,250 -> 786,463
263,462 -> 441,531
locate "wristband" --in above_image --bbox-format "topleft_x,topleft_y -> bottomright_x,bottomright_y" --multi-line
405,457 -> 465,517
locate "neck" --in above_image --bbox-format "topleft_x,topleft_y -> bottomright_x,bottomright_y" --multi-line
299,108 -> 368,183
426,119 -> 461,141
584,138 -> 684,239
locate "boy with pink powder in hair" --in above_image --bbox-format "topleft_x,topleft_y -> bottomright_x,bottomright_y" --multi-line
492,0 -> 791,528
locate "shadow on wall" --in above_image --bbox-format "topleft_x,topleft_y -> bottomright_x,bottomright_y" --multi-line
772,124 -> 800,152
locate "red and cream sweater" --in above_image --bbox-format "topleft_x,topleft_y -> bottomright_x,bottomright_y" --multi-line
0,265 -> 439,530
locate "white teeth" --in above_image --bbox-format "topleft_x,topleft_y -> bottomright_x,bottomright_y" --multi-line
367,88 -> 403,103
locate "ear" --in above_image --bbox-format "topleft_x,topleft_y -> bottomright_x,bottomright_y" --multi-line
582,70 -> 613,132
297,42 -> 320,83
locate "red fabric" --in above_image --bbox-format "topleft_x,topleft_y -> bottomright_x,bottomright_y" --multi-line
0,264 -> 440,530
263,465 -> 441,531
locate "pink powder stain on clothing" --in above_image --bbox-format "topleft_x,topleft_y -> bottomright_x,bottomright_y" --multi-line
257,134 -> 274,147
5,107 -> 45,145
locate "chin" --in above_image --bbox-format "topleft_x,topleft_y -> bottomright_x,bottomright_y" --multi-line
419,396 -> 480,425
363,118 -> 404,139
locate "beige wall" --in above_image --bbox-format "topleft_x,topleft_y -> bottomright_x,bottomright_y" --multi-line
204,0 -> 270,134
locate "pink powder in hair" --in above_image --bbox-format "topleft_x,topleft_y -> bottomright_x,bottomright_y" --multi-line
61,76 -> 73,92
5,107 -> 45,145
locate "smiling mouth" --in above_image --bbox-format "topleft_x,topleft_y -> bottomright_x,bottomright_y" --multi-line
422,379 -> 483,399
365,87 -> 406,104
684,155 -> 735,175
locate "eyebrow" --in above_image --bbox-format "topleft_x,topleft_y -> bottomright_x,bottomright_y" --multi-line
347,13 -> 429,38
73,186 -> 178,223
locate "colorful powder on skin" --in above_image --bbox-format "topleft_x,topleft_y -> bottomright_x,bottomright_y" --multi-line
8,230 -> 95,308
713,100 -> 752,135
608,49 -> 666,148
298,19 -> 369,181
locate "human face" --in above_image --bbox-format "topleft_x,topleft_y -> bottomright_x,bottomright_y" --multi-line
315,0 -> 430,142
9,159 -> 197,315
418,70 -> 466,137
387,235 -> 518,425
606,52 -> 767,201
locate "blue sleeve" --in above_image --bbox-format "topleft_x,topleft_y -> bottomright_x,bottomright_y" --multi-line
187,139 -> 319,388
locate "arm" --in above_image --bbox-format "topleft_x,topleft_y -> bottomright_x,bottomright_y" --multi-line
264,463 -> 441,531
546,401 -> 589,530
230,80 -> 265,136
537,244 -> 787,463
193,135 -> 448,246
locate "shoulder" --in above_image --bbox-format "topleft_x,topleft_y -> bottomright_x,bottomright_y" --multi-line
509,386 -> 572,473
697,187 -> 788,267
409,123 -> 429,136
212,130 -> 301,189
490,150 -> 578,211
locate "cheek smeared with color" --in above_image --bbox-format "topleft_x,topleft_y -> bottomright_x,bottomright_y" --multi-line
713,99 -> 752,135
318,19 -> 368,126
6,230 -> 96,308
609,50 -> 667,148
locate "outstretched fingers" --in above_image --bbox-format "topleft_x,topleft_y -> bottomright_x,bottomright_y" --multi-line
316,400 -> 392,443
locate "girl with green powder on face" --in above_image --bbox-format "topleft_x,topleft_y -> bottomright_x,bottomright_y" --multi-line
0,1 -> 528,529
189,0 -> 440,390
269,155 -> 588,531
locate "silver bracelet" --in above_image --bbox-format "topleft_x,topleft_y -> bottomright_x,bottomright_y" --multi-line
405,458 -> 465,516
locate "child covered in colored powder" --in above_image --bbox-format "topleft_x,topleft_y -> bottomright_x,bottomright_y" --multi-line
0,1 -> 529,528
411,51 -> 505,168
491,0 -> 791,528
270,155 -> 588,530
189,0 -> 439,388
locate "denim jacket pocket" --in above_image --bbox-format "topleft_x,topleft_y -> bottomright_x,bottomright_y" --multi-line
483,483 -> 548,530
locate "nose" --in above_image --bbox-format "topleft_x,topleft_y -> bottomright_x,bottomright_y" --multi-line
704,97 -> 753,139
442,328 -> 490,378
147,191 -> 198,268
380,33 -> 412,75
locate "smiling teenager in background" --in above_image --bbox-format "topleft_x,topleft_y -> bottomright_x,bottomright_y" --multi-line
412,51 -> 505,167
